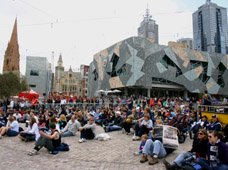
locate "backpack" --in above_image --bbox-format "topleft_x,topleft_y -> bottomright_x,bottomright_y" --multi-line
55,142 -> 70,151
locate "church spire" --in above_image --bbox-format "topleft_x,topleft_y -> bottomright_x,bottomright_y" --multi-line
57,53 -> 63,67
2,18 -> 20,76
10,18 -> 18,44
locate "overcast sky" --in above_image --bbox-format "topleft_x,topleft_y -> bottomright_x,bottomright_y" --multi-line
0,0 -> 228,75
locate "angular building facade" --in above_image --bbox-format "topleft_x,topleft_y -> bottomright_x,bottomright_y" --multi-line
193,0 -> 228,54
2,18 -> 20,76
138,8 -> 158,44
26,56 -> 52,96
88,37 -> 228,97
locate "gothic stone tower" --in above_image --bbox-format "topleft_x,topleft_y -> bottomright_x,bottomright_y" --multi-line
3,18 -> 20,76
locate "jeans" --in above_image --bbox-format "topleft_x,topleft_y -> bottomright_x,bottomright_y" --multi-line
61,131 -> 74,137
143,139 -> 167,158
106,125 -> 122,132
174,152 -> 194,166
196,157 -> 228,170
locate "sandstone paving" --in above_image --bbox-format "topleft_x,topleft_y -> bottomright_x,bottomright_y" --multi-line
0,125 -> 192,170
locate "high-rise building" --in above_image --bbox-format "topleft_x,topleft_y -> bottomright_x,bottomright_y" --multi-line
138,8 -> 159,44
177,38 -> 193,49
26,56 -> 52,96
2,18 -> 20,76
193,0 -> 228,54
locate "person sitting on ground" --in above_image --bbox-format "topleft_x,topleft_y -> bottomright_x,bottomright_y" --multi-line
60,114 -> 80,137
38,114 -> 47,128
134,134 -> 148,155
133,114 -> 153,141
0,112 -> 7,128
78,113 -> 96,143
19,117 -> 40,141
58,114 -> 67,130
28,122 -> 61,156
140,128 -> 176,165
76,110 -> 87,127
0,115 -> 19,139
196,130 -> 228,170
103,110 -> 123,132
207,114 -> 222,132
163,129 -> 208,170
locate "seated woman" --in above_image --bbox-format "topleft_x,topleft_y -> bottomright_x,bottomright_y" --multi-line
38,114 -> 47,128
19,117 -> 40,141
0,115 -> 19,138
28,122 -> 61,156
58,114 -> 67,131
133,114 -> 153,140
196,130 -> 228,170
163,129 -> 208,169
78,113 -> 96,143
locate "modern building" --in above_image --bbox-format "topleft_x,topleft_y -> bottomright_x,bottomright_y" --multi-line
80,64 -> 90,97
193,0 -> 228,54
26,56 -> 52,96
88,36 -> 228,97
54,54 -> 83,96
2,18 -> 20,76
177,38 -> 193,49
138,8 -> 159,44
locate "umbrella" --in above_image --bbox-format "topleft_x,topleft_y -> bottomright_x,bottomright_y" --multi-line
113,89 -> 121,93
97,89 -> 105,93
18,89 -> 39,101
105,90 -> 113,95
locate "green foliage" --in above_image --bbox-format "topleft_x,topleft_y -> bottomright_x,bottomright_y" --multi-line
0,72 -> 28,98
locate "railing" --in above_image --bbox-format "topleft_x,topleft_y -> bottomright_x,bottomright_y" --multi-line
198,105 -> 228,114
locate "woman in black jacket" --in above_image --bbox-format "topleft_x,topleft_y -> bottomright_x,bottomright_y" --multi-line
163,129 -> 208,170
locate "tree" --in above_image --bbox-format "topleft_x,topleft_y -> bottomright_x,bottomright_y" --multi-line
0,72 -> 28,99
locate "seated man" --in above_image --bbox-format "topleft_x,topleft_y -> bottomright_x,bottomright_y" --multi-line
78,113 -> 96,143
207,115 -> 222,132
0,116 -> 19,138
28,123 -> 61,156
140,127 -> 176,165
103,111 -> 123,132
60,114 -> 80,137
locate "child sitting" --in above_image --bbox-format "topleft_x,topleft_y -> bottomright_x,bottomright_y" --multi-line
134,134 -> 148,155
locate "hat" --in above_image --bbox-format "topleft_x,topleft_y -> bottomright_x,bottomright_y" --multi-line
136,107 -> 140,110
89,111 -> 95,117
212,114 -> 218,118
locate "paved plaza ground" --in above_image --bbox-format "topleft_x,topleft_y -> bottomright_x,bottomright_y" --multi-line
0,125 -> 192,170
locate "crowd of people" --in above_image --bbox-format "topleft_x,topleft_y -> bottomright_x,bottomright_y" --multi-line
0,94 -> 228,169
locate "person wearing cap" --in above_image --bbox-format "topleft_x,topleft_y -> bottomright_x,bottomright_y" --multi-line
60,114 -> 80,137
103,111 -> 123,132
28,122 -> 61,156
78,113 -> 96,143
207,115 -> 222,131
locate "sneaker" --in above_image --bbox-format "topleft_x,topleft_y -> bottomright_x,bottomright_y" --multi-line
140,155 -> 148,163
78,138 -> 86,143
148,157 -> 159,165
28,149 -> 38,156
